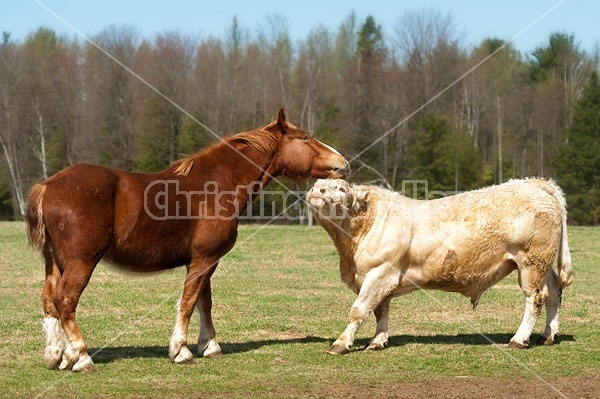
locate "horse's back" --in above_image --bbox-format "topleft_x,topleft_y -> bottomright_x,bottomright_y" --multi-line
37,164 -> 123,261
42,163 -> 122,213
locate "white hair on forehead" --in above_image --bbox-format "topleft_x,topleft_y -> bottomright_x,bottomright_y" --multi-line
314,178 -> 349,188
313,139 -> 342,156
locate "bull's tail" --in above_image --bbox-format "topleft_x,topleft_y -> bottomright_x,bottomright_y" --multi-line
557,206 -> 573,288
26,184 -> 48,251
538,179 -> 573,288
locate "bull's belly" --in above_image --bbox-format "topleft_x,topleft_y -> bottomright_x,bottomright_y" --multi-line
400,258 -> 517,302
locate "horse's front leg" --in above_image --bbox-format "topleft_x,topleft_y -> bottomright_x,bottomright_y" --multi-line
196,279 -> 223,358
169,258 -> 218,364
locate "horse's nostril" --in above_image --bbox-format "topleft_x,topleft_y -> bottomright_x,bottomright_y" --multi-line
320,188 -> 326,194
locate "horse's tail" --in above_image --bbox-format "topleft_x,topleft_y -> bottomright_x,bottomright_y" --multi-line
26,183 -> 48,251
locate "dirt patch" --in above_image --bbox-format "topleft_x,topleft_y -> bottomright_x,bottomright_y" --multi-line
295,375 -> 600,399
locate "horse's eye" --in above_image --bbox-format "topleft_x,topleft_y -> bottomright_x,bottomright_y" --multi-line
338,187 -> 346,193
300,135 -> 309,141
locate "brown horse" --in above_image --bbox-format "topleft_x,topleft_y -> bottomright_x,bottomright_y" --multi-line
26,109 -> 349,372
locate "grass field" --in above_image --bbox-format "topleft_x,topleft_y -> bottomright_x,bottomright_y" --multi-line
0,222 -> 598,398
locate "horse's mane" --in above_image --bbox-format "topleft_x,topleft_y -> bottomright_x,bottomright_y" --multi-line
172,124 -> 279,177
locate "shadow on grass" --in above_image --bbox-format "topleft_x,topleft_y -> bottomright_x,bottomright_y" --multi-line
355,333 -> 575,348
90,335 -> 329,364
91,333 -> 575,363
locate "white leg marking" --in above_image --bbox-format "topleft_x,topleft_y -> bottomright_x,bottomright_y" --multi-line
169,298 -> 194,364
59,341 -> 79,370
169,328 -> 193,363
43,317 -> 63,369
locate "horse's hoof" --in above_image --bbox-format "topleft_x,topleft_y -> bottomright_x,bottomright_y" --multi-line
507,341 -> 527,349
173,346 -> 195,364
44,346 -> 63,369
203,351 -> 223,359
327,343 -> 350,355
534,335 -> 555,346
72,355 -> 96,373
200,339 -> 223,358
364,342 -> 386,351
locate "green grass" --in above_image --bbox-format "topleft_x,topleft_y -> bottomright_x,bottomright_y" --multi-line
0,222 -> 598,398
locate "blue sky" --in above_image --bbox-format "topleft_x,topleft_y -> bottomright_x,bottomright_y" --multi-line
2,0 -> 598,54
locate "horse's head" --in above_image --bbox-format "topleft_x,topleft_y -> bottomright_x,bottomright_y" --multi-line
269,109 -> 350,180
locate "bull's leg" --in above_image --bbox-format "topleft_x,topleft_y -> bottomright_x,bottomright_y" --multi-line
536,269 -> 562,346
169,258 -> 218,364
195,279 -> 223,358
364,299 -> 390,351
329,266 -> 399,355
54,261 -> 96,372
42,248 -> 64,369
508,267 -> 548,349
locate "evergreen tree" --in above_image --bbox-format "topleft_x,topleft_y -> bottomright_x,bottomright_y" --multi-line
555,71 -> 600,225
407,114 -> 482,197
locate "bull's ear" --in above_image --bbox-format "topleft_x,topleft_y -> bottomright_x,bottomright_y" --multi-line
277,108 -> 288,134
352,190 -> 369,214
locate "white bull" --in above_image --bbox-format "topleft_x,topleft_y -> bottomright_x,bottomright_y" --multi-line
307,178 -> 572,354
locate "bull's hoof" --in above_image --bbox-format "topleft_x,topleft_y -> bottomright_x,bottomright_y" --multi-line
534,335 -> 555,346
364,342 -> 386,351
507,341 -> 527,349
327,343 -> 351,355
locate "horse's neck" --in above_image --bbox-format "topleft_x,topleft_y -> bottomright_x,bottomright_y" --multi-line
196,142 -> 277,206
233,145 -> 275,188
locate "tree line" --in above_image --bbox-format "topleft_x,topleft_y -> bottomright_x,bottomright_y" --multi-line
1,10 -> 599,224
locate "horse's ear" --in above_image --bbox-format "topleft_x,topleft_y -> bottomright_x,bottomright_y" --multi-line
277,108 -> 287,134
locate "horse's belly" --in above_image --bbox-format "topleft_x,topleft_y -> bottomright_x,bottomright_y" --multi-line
103,245 -> 191,272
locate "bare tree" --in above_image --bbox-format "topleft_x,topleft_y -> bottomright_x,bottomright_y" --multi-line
257,14 -> 293,115
294,27 -> 334,133
133,31 -> 196,170
80,25 -> 139,169
393,7 -> 462,109
0,33 -> 27,217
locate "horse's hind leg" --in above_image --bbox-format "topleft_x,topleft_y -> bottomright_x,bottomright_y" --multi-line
42,246 -> 63,369
54,261 -> 96,372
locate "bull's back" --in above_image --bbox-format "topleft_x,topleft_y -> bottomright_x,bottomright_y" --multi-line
403,180 -> 562,296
